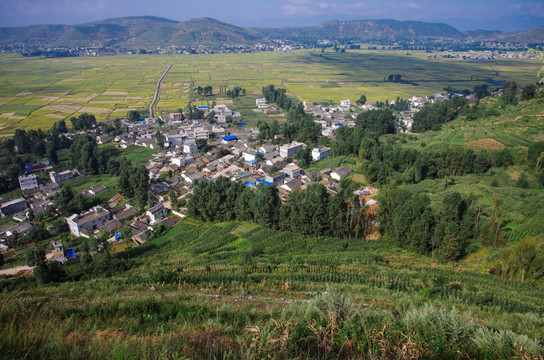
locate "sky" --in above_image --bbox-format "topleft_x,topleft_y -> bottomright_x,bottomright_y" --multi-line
0,0 -> 543,32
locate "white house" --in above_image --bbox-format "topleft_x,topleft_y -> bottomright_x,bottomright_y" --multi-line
65,206 -> 111,238
49,170 -> 77,184
146,203 -> 170,224
311,147 -> 332,162
331,166 -> 352,181
283,163 -> 301,179
279,142 -> 306,159
171,156 -> 193,167
243,151 -> 258,162
256,98 -> 269,109
166,133 -> 184,147
18,174 -> 38,191
183,143 -> 198,154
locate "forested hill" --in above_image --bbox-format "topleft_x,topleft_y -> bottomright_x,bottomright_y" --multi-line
1,16 -> 543,48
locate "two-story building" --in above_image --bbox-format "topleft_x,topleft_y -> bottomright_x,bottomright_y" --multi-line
279,142 -> 306,159
65,206 -> 111,238
18,174 -> 38,191
50,170 -> 77,184
146,203 -> 170,224
283,163 -> 302,179
311,147 -> 332,162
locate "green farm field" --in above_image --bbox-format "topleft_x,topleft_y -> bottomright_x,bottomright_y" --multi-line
0,49 -> 540,135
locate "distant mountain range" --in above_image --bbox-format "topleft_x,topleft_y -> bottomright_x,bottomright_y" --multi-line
0,16 -> 542,48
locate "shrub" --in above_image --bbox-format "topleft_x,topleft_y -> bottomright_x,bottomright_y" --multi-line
473,327 -> 543,359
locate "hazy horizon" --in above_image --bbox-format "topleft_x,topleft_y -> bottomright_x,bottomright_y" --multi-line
0,0 -> 542,32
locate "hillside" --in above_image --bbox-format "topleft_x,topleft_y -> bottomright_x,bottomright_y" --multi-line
1,16 -> 543,49
465,26 -> 544,43
1,93 -> 544,358
257,19 -> 464,41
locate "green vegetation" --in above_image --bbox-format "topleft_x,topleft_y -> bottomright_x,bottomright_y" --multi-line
1,220 -> 543,359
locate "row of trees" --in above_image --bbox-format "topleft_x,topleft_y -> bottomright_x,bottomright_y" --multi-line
333,132 -> 513,185
411,96 -> 469,132
226,87 -> 245,99
196,86 -> 213,96
378,189 -> 478,260
188,177 -> 371,239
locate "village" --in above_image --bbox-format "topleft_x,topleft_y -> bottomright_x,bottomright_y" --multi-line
0,90 -> 470,264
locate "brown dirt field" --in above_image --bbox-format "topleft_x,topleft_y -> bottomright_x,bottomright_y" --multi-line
465,138 -> 505,151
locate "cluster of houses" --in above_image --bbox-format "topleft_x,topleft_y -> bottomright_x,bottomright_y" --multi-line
6,93 -> 458,258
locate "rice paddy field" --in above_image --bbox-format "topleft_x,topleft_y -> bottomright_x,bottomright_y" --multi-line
0,49 -> 541,135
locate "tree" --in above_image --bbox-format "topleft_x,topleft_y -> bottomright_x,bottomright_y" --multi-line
521,83 -> 537,101
46,141 -> 58,164
127,110 -> 141,122
356,108 -> 396,135
70,113 -> 96,130
132,165 -> 149,206
528,48 -> 544,83
34,261 -> 67,285
57,119 -> 68,133
251,185 -> 280,228
356,94 -> 367,105
473,84 -> 490,99
502,81 -> 518,105
513,238 -> 537,282
54,185 -> 85,216
155,130 -> 165,149
0,253 -> 4,267
25,245 -> 45,266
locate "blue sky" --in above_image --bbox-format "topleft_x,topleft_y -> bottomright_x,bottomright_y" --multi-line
0,0 -> 542,31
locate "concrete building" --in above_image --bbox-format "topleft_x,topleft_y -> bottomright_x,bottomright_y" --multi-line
331,166 -> 352,181
183,143 -> 198,154
65,206 -> 111,238
311,147 -> 332,162
264,173 -> 283,186
50,170 -> 76,184
256,98 -> 269,109
283,163 -> 302,179
18,174 -> 38,190
0,197 -> 27,217
146,203 -> 170,224
279,142 -> 306,159
166,133 -> 184,147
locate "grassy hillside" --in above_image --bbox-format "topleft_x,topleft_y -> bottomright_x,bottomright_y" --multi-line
1,220 -> 543,359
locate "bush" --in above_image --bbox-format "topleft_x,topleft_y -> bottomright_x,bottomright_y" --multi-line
473,327 -> 543,358
403,304 -> 475,355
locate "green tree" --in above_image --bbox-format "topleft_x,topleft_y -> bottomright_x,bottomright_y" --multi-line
513,238 -> 538,282
252,185 -> 280,228
474,84 -> 490,99
521,83 -> 537,101
502,81 -> 518,105
25,245 -> 45,266
34,261 -> 67,285
155,130 -> 165,149
127,110 -> 141,122
356,94 -> 367,105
